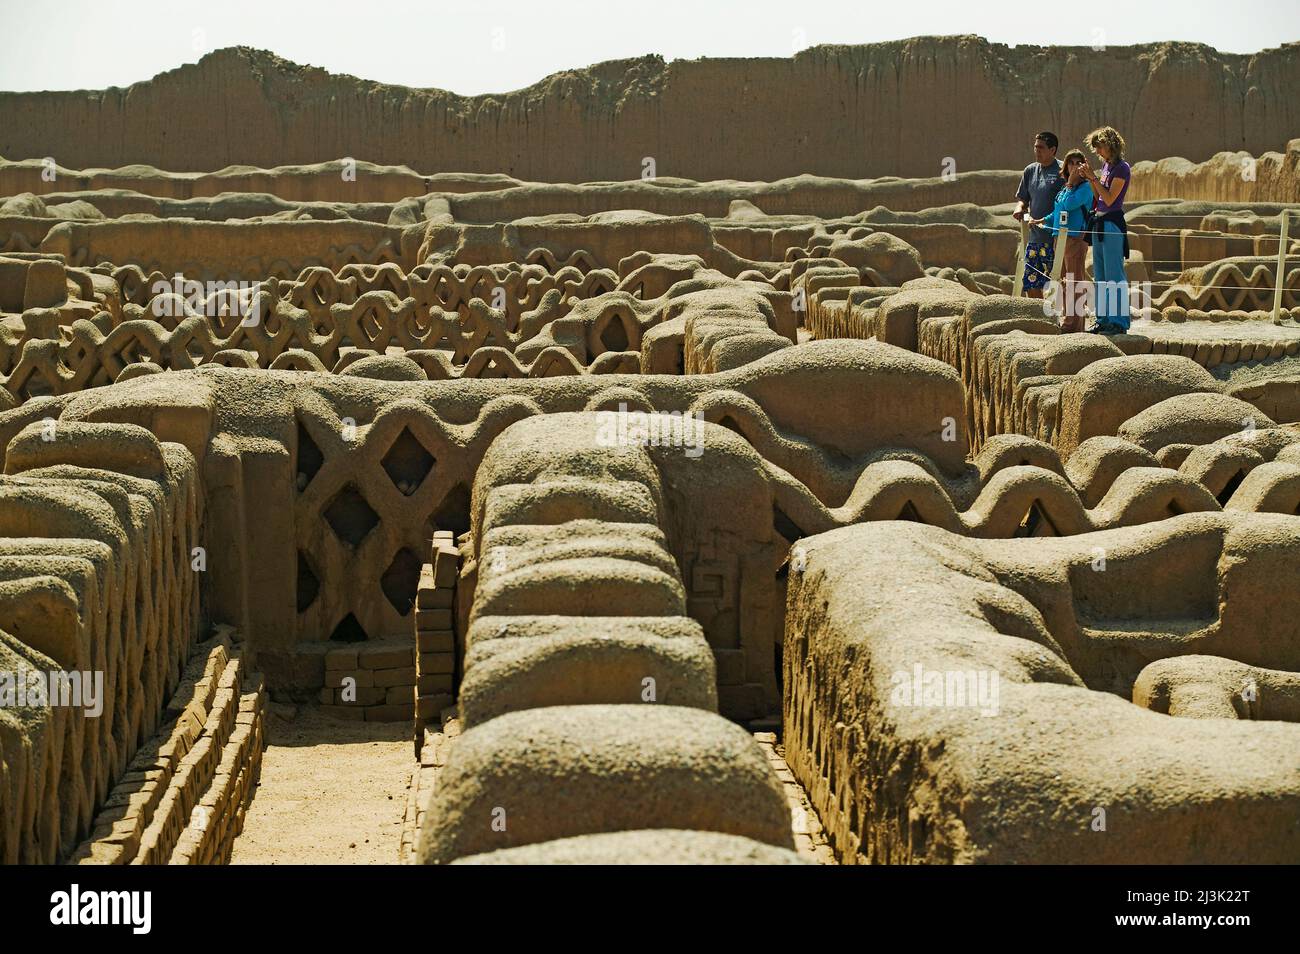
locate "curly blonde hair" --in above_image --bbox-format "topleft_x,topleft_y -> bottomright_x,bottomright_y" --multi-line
1085,126 -> 1126,163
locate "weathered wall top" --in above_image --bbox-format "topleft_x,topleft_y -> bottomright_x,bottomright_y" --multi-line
3,37 -> 1297,180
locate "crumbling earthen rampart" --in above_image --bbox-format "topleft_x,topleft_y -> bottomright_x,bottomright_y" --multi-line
2,40 -> 1296,180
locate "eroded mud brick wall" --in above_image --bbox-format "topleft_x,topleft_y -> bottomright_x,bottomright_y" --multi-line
144,368 -> 795,717
783,514 -> 1300,864
0,327 -> 970,719
2,39 -> 1297,179
0,421 -> 202,863
417,411 -> 797,862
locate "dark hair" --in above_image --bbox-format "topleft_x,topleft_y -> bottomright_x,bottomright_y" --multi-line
1035,131 -> 1059,151
1061,148 -> 1087,173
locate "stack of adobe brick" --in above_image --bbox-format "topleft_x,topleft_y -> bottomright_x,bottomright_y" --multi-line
70,631 -> 266,865
414,530 -> 460,738
167,688 -> 265,864
400,707 -> 460,863
320,642 -> 417,722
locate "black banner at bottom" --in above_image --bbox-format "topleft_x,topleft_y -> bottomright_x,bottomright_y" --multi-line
0,863 -> 1284,940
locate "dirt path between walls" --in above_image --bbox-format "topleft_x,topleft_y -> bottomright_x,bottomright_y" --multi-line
230,707 -> 413,865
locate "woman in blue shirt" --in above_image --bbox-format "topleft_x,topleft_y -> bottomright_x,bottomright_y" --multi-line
1030,149 -> 1093,332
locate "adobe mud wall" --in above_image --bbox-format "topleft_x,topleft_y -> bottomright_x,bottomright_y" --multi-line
2,38 -> 1297,180
0,421 -> 202,863
784,515 -> 1300,863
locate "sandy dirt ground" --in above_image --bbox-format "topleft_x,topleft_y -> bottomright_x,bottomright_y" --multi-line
230,707 -> 413,865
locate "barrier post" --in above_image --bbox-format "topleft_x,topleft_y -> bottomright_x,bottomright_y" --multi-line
1273,209 -> 1291,325
1047,209 -> 1071,323
1012,219 -> 1028,298
1050,210 -> 1070,281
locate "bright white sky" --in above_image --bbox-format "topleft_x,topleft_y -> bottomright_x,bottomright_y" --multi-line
1,0 -> 1296,95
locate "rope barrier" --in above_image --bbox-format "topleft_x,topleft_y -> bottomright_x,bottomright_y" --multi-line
1011,210 -> 1296,322
1126,213 -> 1300,218
1016,260 -> 1299,296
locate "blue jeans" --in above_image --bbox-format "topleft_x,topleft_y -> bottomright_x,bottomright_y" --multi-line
1092,222 -> 1129,329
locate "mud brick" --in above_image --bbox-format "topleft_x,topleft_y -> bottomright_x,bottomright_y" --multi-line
78,841 -> 130,865
158,733 -> 191,764
325,648 -> 358,670
259,650 -> 325,690
120,768 -> 165,786
418,741 -> 439,768
418,652 -> 455,675
218,663 -> 241,690
373,666 -> 417,688
416,693 -> 454,720
358,646 -> 413,669
415,607 -> 453,630
365,704 -> 411,722
417,672 -> 454,694
320,704 -> 366,722
105,788 -> 154,817
337,686 -> 386,706
325,669 -> 373,689
189,735 -> 214,763
417,630 -> 454,653
127,738 -> 163,772
432,546 -> 460,587
87,803 -> 129,836
104,776 -> 149,798
415,586 -> 454,609
385,685 -> 415,706
432,530 -> 454,542
416,586 -> 448,609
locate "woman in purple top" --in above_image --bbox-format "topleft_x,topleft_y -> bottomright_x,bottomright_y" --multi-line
1080,126 -> 1132,335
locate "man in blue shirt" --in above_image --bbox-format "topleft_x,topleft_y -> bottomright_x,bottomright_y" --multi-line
1013,131 -> 1065,299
